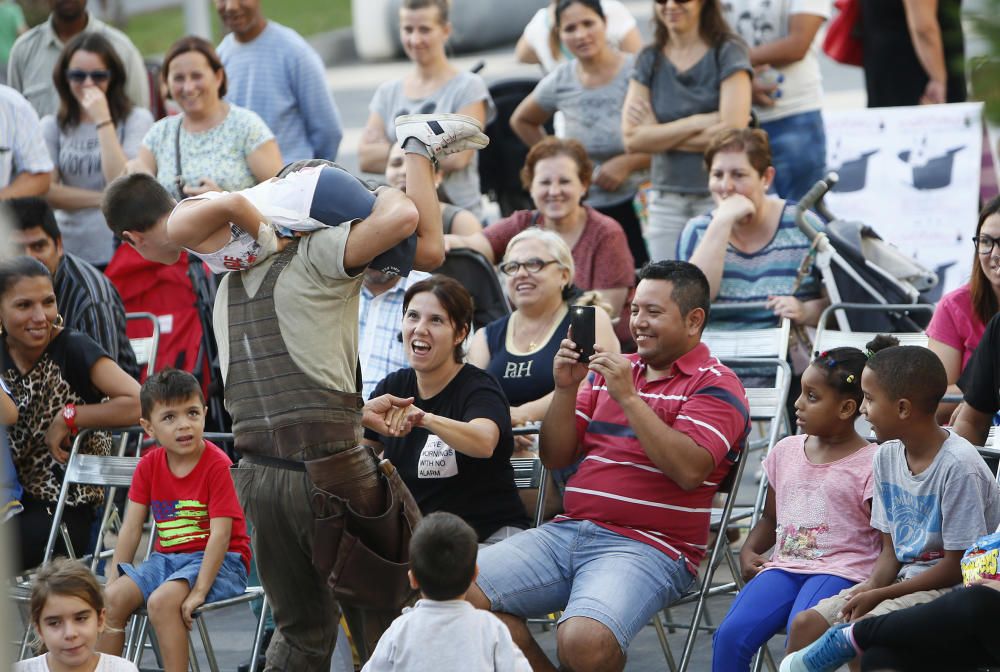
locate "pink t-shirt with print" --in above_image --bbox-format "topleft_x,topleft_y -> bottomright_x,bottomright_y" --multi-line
925,284 -> 987,370
761,434 -> 880,583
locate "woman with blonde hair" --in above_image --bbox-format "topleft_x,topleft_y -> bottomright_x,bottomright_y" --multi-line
468,228 -> 618,430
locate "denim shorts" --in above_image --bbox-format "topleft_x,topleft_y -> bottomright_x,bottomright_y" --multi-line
119,551 -> 248,603
476,519 -> 695,652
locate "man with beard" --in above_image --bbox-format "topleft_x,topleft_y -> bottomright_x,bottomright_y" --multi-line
7,0 -> 148,117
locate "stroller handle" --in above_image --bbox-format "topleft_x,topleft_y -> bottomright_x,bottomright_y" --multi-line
795,172 -> 840,240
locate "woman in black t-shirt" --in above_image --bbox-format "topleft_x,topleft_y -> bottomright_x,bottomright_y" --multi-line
0,258 -> 140,569
364,275 -> 529,543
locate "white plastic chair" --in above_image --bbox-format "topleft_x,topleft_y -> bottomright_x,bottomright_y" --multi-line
126,312 -> 161,379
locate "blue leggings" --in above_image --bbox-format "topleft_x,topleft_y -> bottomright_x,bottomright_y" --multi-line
308,165 -> 416,277
712,569 -> 855,672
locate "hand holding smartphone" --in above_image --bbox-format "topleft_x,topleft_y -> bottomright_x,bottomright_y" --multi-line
569,305 -> 596,362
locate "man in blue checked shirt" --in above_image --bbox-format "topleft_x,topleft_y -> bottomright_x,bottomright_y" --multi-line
359,268 -> 430,400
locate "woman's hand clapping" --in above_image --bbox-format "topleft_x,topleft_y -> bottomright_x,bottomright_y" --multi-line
363,393 -> 425,437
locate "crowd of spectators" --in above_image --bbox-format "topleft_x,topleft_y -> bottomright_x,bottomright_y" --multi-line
3,0 -> 1000,671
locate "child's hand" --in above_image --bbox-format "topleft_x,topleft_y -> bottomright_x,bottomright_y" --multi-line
839,586 -> 883,622
181,591 -> 207,630
739,551 -> 766,582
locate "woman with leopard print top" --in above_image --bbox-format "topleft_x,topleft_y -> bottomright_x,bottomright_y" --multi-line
0,257 -> 140,570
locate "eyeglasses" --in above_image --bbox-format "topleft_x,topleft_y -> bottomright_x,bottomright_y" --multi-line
498,258 -> 561,276
653,0 -> 695,5
66,69 -> 111,84
973,234 -> 1000,255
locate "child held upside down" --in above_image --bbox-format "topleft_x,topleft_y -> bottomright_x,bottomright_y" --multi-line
101,114 -> 489,275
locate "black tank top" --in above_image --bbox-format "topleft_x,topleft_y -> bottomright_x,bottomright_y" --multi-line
484,308 -> 572,407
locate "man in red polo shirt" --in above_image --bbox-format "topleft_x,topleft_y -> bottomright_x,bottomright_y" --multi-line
469,260 -> 750,672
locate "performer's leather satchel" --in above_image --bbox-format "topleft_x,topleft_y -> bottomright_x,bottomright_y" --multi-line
306,445 -> 421,610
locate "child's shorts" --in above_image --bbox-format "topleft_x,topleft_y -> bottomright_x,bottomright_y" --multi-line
118,551 -> 248,603
810,584 -> 952,625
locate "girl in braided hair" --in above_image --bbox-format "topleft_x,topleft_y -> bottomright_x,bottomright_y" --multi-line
712,337 -> 898,671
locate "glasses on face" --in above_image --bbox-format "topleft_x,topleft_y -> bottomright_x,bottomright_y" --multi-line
654,0 -> 695,5
66,69 -> 111,84
498,258 -> 561,276
973,234 -> 1000,255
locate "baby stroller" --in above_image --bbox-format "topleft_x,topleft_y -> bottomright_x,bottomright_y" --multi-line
796,173 -> 939,333
478,77 -> 554,217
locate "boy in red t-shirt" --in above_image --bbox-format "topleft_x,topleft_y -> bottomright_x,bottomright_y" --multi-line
98,369 -> 251,672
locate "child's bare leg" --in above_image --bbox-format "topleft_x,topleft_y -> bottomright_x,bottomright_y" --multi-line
146,580 -> 192,672
401,150 -> 443,270
786,608 -> 834,653
99,576 -> 145,656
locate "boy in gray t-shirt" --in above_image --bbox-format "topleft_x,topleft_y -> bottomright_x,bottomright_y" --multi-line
784,341 -> 1000,664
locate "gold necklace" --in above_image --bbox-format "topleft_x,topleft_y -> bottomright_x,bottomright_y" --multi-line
516,305 -> 566,351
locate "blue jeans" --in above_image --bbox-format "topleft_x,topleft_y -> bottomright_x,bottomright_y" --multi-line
712,568 -> 855,671
476,519 -> 695,652
761,110 -> 827,202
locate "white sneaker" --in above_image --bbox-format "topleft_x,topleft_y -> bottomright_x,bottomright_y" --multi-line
395,113 -> 489,158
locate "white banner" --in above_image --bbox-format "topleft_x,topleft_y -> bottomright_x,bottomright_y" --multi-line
823,102 -> 984,297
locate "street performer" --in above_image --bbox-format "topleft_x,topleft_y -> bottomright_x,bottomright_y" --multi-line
104,113 -> 488,669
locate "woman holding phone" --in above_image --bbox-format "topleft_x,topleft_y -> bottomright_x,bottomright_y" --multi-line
468,229 -> 617,430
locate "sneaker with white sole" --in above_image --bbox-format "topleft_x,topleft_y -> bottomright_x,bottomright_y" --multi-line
779,623 -> 858,672
395,113 -> 489,159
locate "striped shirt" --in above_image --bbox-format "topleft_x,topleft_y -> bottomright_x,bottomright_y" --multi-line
561,344 -> 750,573
677,202 -> 824,329
53,253 -> 139,379
218,21 -> 343,163
359,271 -> 430,400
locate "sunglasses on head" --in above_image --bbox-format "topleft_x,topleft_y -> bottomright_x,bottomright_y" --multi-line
66,69 -> 111,83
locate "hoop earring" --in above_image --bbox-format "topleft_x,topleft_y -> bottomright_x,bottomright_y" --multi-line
52,314 -> 65,328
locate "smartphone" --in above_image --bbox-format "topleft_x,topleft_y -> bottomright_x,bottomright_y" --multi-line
570,305 -> 596,362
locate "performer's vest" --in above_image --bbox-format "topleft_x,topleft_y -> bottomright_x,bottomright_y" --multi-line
225,240 -> 362,461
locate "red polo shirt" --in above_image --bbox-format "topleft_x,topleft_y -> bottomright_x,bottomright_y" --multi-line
559,343 -> 750,573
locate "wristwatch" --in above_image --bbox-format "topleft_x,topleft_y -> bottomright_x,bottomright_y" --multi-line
62,403 -> 79,435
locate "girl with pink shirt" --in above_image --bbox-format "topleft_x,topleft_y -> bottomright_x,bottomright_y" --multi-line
712,347 -> 882,671
927,196 -> 1000,423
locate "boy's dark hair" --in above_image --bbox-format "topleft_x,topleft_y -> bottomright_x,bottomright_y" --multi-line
8,198 -> 61,241
409,512 -> 477,601
102,173 -> 177,239
864,335 -> 946,415
140,368 -> 205,419
636,260 -> 711,327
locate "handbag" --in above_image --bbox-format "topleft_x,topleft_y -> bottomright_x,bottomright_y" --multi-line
822,0 -> 863,67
